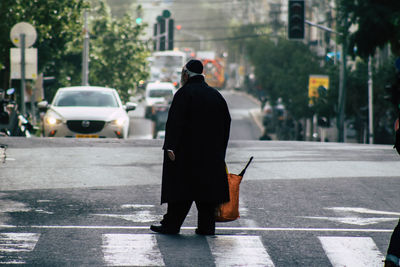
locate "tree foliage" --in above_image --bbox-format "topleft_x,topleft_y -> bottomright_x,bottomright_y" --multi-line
337,0 -> 400,58
0,0 -> 88,92
89,2 -> 150,101
345,58 -> 398,143
246,37 -> 336,120
0,1 -> 150,102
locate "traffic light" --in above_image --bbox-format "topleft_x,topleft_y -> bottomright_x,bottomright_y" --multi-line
158,15 -> 166,51
168,18 -> 174,50
288,0 -> 305,40
176,25 -> 182,30
136,7 -> 143,25
153,10 -> 174,51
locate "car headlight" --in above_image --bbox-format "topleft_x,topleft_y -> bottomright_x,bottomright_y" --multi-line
46,116 -> 62,125
111,118 -> 125,127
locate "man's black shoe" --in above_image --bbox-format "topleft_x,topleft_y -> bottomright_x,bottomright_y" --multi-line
195,228 -> 215,235
150,224 -> 179,234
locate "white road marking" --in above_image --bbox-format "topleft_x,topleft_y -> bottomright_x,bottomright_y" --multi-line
239,199 -> 259,228
120,204 -> 155,209
0,225 -> 394,232
0,200 -> 31,213
319,236 -> 384,267
34,209 -> 54,215
36,200 -> 53,203
0,233 -> 40,264
93,211 -> 162,223
207,235 -> 275,267
102,234 -> 164,266
249,161 -> 400,180
326,207 -> 400,216
303,216 -> 398,226
130,134 -> 153,140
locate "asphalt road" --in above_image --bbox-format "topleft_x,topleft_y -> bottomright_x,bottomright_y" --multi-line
128,90 -> 262,141
0,137 -> 399,266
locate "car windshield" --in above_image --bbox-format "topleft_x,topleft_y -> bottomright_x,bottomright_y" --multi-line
54,90 -> 119,107
149,89 -> 173,98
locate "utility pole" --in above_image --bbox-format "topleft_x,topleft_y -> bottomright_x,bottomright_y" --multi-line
337,34 -> 347,142
368,56 -> 374,144
20,34 -> 26,115
303,20 -> 345,142
82,10 -> 89,86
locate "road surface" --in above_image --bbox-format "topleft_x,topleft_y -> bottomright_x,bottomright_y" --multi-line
0,138 -> 399,266
128,90 -> 262,141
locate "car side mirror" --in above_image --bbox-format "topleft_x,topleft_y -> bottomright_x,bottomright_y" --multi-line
37,100 -> 49,111
124,102 -> 137,112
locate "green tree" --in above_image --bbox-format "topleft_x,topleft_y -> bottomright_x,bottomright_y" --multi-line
89,2 -> 150,101
336,0 -> 400,57
0,0 -> 88,96
336,0 -> 400,144
246,37 -> 334,121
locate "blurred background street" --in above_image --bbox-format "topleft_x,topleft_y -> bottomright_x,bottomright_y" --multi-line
1,0 -> 400,266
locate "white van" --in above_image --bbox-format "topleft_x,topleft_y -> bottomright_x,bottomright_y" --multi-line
145,82 -> 175,118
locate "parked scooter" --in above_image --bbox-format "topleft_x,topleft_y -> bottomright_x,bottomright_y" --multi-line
0,88 -> 35,137
0,88 -> 11,136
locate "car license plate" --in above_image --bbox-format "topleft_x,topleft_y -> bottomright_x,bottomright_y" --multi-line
76,134 -> 99,138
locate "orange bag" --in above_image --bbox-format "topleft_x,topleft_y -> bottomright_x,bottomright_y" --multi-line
215,157 -> 253,222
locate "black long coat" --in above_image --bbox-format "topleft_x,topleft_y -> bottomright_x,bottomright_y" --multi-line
161,75 -> 231,204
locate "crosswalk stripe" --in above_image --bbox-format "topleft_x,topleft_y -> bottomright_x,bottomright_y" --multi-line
102,234 -> 165,266
0,233 -> 40,264
206,235 -> 275,267
0,224 -> 394,232
318,236 -> 384,267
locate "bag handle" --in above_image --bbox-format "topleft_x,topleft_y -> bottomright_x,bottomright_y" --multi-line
238,156 -> 253,177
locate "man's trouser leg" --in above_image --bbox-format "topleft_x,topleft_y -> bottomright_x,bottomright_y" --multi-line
195,201 -> 217,234
387,219 -> 400,257
160,201 -> 193,231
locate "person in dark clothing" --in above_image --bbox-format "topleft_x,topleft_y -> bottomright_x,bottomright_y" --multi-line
385,117 -> 400,267
385,219 -> 400,267
150,59 -> 231,235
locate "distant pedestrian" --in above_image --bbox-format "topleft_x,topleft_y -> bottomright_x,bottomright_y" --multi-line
0,89 -> 9,125
150,59 -> 231,235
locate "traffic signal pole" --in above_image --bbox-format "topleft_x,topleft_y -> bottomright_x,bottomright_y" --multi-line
82,10 -> 89,86
300,20 -> 347,143
20,34 -> 26,115
337,36 -> 347,142
153,10 -> 174,51
368,56 -> 374,144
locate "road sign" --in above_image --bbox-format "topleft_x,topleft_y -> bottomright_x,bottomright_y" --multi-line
308,75 -> 329,104
10,22 -> 37,48
10,48 -> 37,79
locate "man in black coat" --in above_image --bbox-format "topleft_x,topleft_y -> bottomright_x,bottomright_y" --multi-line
385,219 -> 400,267
384,116 -> 400,267
150,59 -> 231,235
